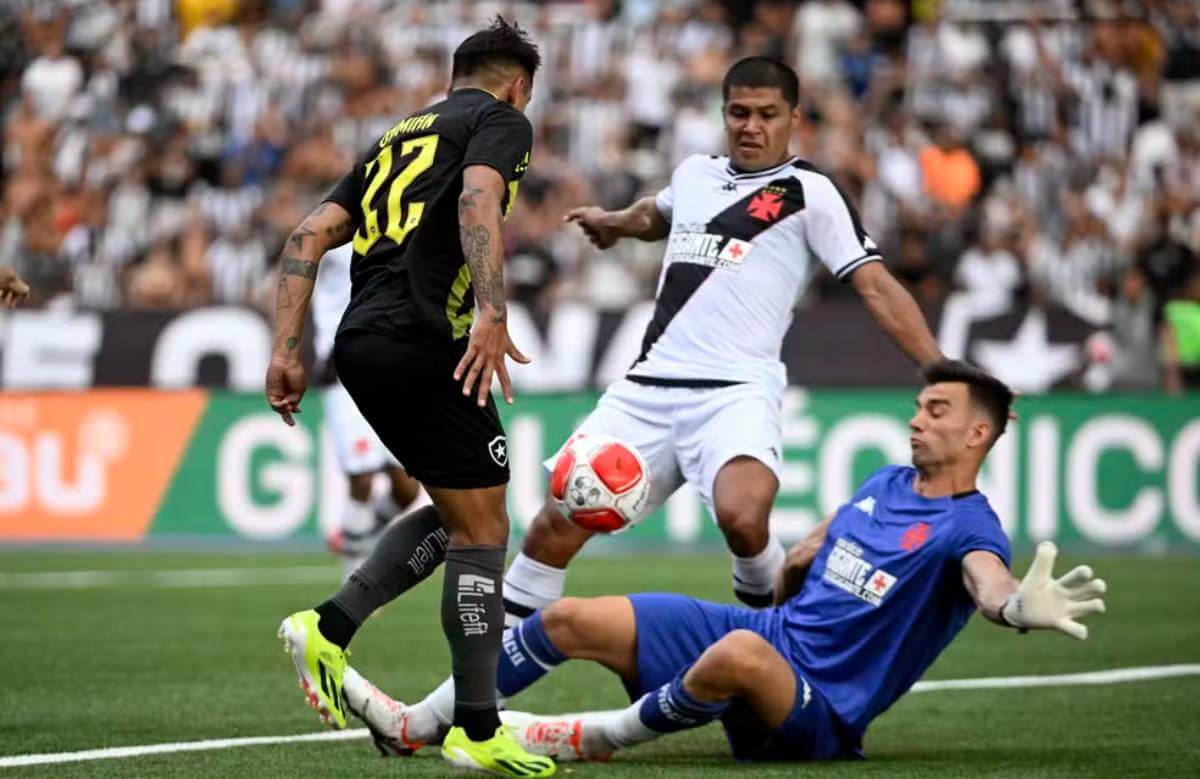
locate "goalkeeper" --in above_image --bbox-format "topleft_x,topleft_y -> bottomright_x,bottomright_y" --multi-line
344,360 -> 1107,763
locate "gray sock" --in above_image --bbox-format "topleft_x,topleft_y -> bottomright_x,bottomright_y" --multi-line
441,544 -> 506,741
330,505 -> 448,625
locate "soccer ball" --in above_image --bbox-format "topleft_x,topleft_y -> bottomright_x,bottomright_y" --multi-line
549,435 -> 652,533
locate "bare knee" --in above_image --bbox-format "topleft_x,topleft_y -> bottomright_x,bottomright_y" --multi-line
686,630 -> 775,697
449,509 -> 509,546
347,473 -> 374,503
521,499 -> 592,568
428,485 -> 509,546
539,597 -> 592,656
714,504 -> 770,557
713,458 -> 776,557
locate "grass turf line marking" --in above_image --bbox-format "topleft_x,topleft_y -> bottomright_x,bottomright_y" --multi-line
0,730 -> 369,769
911,663 -> 1200,692
0,566 -> 334,590
2,664 -> 1197,769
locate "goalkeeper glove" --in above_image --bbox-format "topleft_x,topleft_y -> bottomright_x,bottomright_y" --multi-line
1001,541 -> 1106,640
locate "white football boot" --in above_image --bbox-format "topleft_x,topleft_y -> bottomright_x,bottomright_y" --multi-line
500,711 -> 613,763
342,667 -> 443,756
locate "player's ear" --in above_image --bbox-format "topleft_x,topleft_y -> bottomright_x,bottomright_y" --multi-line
966,418 -> 991,450
503,74 -> 529,109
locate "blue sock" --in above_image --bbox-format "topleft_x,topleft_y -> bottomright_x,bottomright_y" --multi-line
637,669 -> 731,733
496,610 -> 566,697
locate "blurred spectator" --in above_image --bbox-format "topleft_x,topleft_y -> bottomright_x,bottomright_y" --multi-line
126,240 -> 187,309
1107,264 -> 1158,391
20,21 -> 82,123
0,0 -> 1194,395
891,228 -> 946,306
793,0 -> 861,89
206,220 -> 265,304
1162,272 -> 1200,394
955,221 -> 1022,310
177,0 -> 240,40
1026,189 -> 1120,326
919,123 -> 981,215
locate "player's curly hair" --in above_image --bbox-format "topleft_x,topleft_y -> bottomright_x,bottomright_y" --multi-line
452,16 -> 541,82
921,359 -> 1014,443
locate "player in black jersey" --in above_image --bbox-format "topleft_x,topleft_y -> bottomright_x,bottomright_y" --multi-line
268,17 -> 555,778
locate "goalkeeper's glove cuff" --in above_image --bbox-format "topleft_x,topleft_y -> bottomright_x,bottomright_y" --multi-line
1000,594 -> 1029,634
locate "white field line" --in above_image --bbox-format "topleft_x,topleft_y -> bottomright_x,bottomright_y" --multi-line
0,730 -> 368,769
911,663 -> 1200,692
0,566 -> 334,590
2,664 -> 1198,769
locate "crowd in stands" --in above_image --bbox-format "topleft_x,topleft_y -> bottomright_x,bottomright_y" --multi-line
2,0 -> 1198,389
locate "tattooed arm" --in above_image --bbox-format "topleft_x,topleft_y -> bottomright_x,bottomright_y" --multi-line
266,201 -> 357,426
452,164 -> 531,406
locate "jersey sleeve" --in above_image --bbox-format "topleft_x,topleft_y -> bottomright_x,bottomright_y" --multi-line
952,511 -> 1012,568
463,105 -> 534,184
322,164 -> 364,214
805,174 -> 882,282
654,185 -> 673,220
655,154 -> 703,220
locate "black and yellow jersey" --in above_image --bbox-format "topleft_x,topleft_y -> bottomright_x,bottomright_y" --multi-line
325,88 -> 532,346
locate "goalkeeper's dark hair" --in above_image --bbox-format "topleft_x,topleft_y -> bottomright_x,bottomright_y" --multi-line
452,16 -> 541,83
722,56 -> 799,107
921,359 -> 1014,444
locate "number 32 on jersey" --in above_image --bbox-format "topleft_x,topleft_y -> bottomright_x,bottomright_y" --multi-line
353,134 -> 438,255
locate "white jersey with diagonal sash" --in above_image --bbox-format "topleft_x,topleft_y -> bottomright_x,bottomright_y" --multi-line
312,243 -> 354,366
312,243 -> 399,474
544,154 -> 883,519
628,153 -> 882,391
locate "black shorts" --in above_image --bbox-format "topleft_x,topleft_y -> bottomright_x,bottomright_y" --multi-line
333,329 -> 509,489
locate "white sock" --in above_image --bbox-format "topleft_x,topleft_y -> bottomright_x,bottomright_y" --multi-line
503,552 -> 567,627
406,676 -> 455,741
341,498 -> 375,536
408,676 -> 509,740
732,535 -> 785,607
597,696 -> 658,751
338,499 -> 377,580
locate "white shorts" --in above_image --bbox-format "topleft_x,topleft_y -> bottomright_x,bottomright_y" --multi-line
543,379 -> 783,513
323,381 -> 400,475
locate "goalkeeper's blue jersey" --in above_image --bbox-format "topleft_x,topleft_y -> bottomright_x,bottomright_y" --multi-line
780,465 -> 1011,739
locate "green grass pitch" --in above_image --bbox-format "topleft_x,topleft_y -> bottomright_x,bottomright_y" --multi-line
1,550 -> 1197,777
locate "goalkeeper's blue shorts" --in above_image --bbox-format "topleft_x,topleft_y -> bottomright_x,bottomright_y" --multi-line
626,593 -> 861,761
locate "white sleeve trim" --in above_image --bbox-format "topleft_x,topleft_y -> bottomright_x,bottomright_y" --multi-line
834,253 -> 883,281
654,186 -> 672,220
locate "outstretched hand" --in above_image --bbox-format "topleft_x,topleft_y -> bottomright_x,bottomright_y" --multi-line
0,265 -> 29,307
1002,542 -> 1107,639
564,206 -> 620,249
454,314 -> 531,407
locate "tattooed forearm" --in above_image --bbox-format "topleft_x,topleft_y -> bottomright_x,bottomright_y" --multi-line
273,262 -> 310,357
282,256 -> 318,279
460,222 -> 506,320
458,179 -> 509,322
271,200 -> 357,359
275,273 -> 294,310
288,226 -> 315,251
291,206 -> 357,250
458,182 -> 486,217
324,217 -> 355,241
